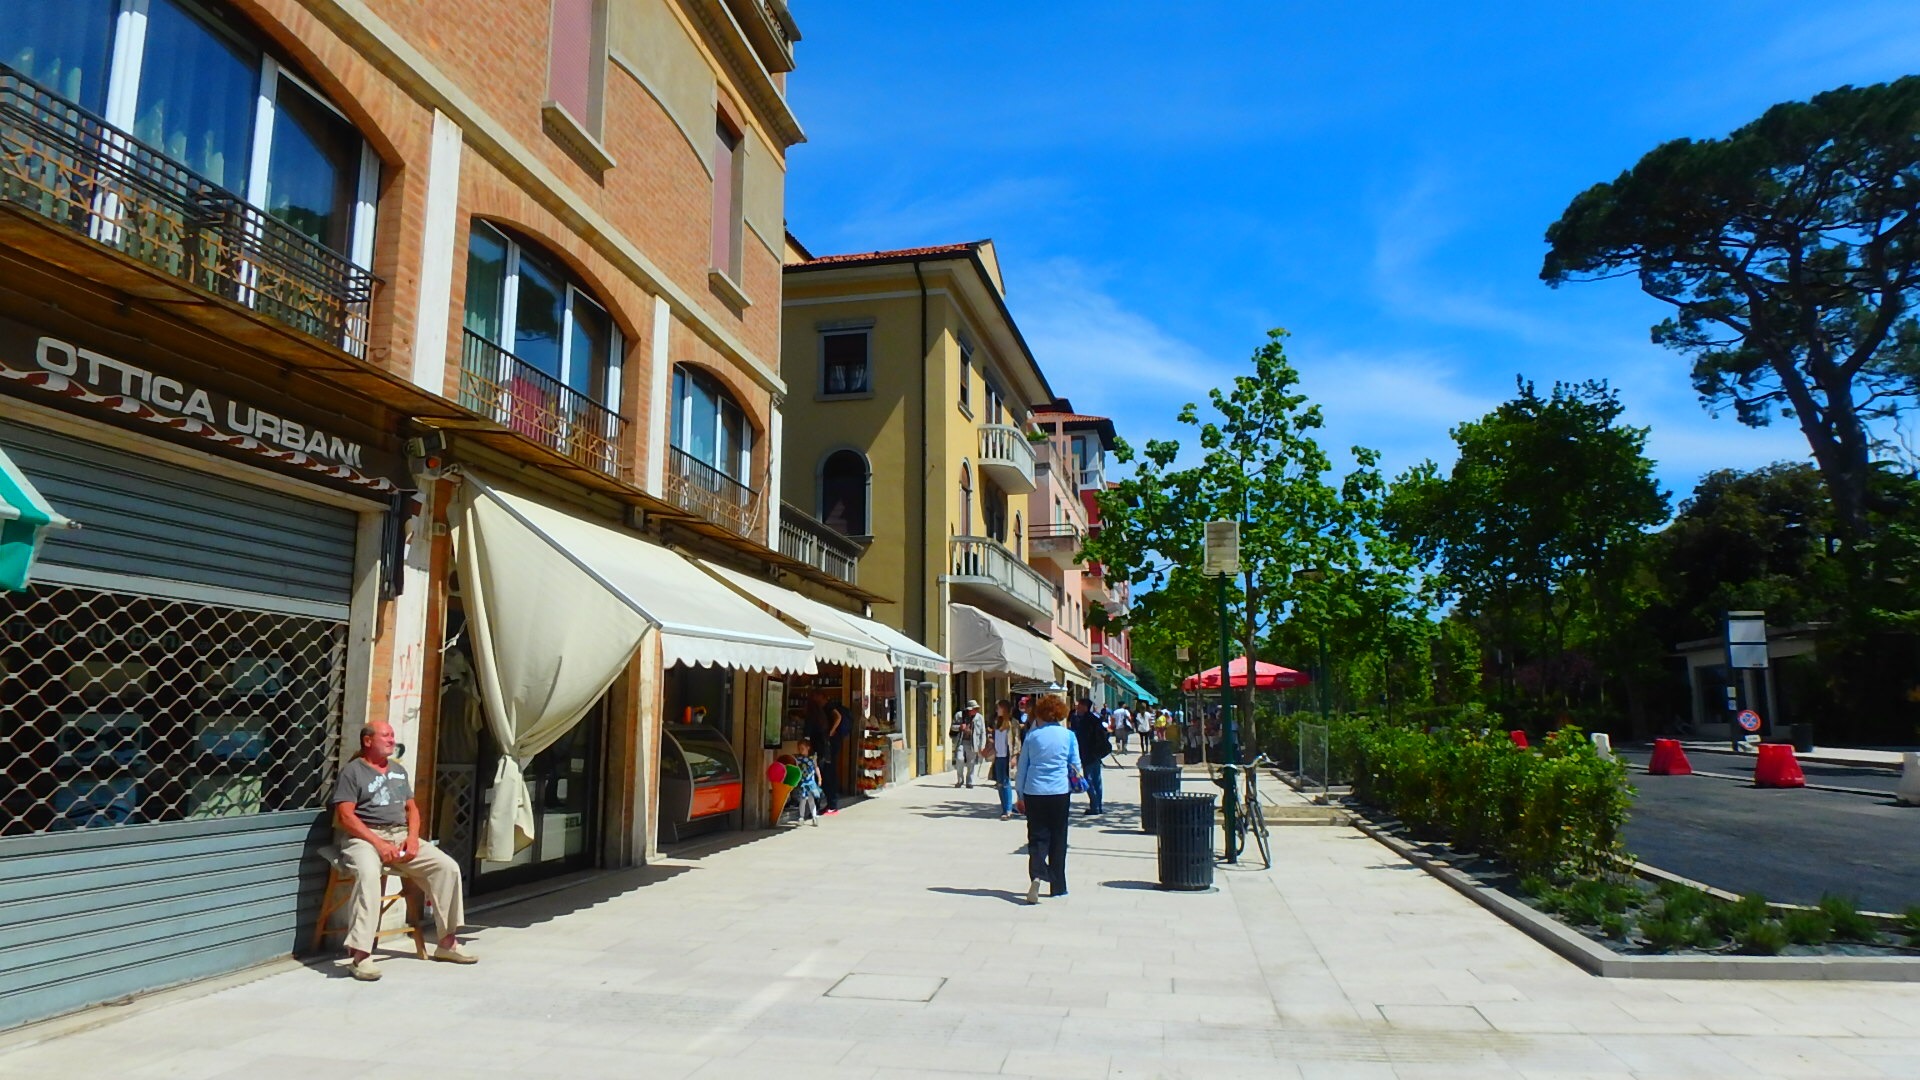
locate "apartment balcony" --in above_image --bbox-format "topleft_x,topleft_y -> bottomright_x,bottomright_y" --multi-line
1027,520 -> 1083,572
1077,458 -> 1107,493
666,445 -> 763,538
949,535 -> 1055,623
457,329 -> 627,480
779,502 -> 862,585
0,64 -> 376,358
977,424 -> 1036,494
1083,560 -> 1113,604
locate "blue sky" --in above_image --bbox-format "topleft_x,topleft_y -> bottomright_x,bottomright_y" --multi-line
781,1 -> 1920,506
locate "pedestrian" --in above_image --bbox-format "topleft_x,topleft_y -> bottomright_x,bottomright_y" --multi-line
819,701 -> 848,813
1070,696 -> 1111,814
1112,702 -> 1133,753
950,698 -> 985,788
990,699 -> 1021,819
1134,709 -> 1154,753
1015,693 -> 1082,903
794,737 -> 825,826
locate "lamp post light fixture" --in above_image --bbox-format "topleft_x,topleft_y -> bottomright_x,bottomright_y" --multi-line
1203,521 -> 1242,863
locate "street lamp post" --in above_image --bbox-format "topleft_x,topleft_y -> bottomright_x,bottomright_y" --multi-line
1294,568 -> 1332,723
1203,521 -> 1241,863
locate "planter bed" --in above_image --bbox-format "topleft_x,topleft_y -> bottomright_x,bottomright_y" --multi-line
1347,805 -> 1920,980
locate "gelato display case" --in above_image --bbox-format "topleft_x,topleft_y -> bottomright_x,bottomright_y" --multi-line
658,725 -> 743,844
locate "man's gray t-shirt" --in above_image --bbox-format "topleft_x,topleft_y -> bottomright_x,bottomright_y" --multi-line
331,758 -> 411,828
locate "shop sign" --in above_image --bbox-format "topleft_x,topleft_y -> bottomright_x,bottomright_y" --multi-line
10,331 -> 364,469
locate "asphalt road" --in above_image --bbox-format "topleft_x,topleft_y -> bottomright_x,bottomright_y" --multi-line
1615,748 -> 1920,912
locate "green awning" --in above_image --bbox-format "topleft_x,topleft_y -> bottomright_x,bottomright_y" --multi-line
1102,662 -> 1157,706
0,446 -> 76,592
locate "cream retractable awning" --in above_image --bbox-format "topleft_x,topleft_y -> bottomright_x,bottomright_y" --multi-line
949,603 -> 1052,681
844,615 -> 949,674
1048,641 -> 1093,690
697,561 -> 893,671
460,475 -> 816,674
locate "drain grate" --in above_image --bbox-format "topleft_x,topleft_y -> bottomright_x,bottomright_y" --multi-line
824,973 -> 946,1002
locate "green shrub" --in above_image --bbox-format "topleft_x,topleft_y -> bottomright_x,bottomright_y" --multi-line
1599,912 -> 1630,940
1705,894 -> 1771,940
1905,905 -> 1920,948
1782,908 -> 1834,946
1653,881 -> 1710,921
1817,895 -> 1881,944
1735,919 -> 1790,955
1640,910 -> 1702,952
1518,874 -> 1552,899
1331,714 -> 1633,876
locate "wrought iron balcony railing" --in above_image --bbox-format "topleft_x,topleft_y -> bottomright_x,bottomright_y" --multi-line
667,445 -> 761,537
458,329 -> 626,479
779,502 -> 861,585
0,64 -> 377,357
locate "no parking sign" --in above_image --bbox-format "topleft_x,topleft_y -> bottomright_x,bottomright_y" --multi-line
1736,709 -> 1763,733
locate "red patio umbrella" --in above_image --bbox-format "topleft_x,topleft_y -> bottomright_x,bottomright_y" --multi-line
1180,656 -> 1312,692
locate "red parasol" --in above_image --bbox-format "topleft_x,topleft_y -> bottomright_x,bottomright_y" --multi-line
1181,656 -> 1312,692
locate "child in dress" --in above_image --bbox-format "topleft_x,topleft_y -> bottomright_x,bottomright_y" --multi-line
795,737 -> 825,826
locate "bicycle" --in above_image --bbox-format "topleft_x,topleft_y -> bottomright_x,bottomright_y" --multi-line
1211,753 -> 1273,870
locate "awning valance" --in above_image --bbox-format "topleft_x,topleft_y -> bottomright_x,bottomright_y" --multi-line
697,561 -> 893,671
0,446 -> 77,592
1048,641 -> 1093,691
949,603 -> 1051,680
1102,661 -> 1158,705
839,614 -> 949,673
458,474 -> 815,674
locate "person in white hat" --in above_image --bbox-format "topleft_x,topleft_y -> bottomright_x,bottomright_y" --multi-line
949,699 -> 986,787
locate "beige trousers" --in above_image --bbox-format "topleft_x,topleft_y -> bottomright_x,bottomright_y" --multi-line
339,823 -> 466,954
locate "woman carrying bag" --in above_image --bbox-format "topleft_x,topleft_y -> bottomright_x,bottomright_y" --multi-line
1014,694 -> 1083,904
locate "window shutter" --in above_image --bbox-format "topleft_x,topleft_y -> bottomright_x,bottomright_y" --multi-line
549,0 -> 595,125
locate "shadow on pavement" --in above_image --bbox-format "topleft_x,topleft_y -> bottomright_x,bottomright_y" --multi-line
926,886 -> 1030,906
475,865 -> 694,929
1099,879 -> 1163,891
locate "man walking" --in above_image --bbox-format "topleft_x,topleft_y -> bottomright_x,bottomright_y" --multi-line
1069,697 -> 1111,814
1111,703 -> 1133,753
950,699 -> 986,788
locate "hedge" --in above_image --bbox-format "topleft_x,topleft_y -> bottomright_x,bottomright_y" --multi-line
1289,713 -> 1634,876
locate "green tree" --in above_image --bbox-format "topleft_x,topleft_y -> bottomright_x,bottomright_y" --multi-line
1651,462 -> 1844,638
1387,380 -> 1669,715
1085,330 -> 1398,731
1542,76 -> 1920,549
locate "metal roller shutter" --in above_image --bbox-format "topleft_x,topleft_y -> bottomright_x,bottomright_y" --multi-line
0,421 -> 358,609
0,419 -> 362,1031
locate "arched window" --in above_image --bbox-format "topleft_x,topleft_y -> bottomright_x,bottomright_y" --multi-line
958,463 -> 973,536
670,365 -> 753,482
464,221 -> 620,407
1013,511 -> 1022,556
819,449 -> 869,536
3,0 -> 378,260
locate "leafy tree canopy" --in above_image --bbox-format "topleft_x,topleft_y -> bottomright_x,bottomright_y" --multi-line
1542,76 -> 1920,544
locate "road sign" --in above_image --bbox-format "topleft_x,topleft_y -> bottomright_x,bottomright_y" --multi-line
1202,520 -> 1240,576
1726,612 -> 1769,669
1736,709 -> 1762,733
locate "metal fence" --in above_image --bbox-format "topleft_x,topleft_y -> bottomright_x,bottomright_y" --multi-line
0,582 -> 347,837
1297,722 -> 1333,797
457,329 -> 627,480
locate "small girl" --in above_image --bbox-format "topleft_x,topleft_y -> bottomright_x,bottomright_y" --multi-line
795,737 -> 825,826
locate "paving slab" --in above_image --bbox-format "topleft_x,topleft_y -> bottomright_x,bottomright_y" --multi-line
3,754 -> 1920,1078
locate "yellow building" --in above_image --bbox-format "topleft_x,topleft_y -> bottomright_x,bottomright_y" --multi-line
781,238 -> 1059,775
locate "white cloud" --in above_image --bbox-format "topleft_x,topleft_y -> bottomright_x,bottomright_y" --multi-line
1015,256 -> 1233,401
811,176 -> 1073,255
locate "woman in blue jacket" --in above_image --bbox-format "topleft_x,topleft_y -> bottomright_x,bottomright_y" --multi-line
1014,694 -> 1083,904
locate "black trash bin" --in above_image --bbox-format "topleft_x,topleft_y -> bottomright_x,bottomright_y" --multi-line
1789,723 -> 1815,753
1137,764 -> 1180,833
1147,741 -> 1176,769
1154,791 -> 1216,890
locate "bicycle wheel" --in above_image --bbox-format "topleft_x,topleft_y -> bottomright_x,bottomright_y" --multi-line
1244,775 -> 1272,869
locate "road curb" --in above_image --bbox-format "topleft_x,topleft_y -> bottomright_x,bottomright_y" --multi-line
1623,761 -> 1895,798
1351,816 -> 1920,981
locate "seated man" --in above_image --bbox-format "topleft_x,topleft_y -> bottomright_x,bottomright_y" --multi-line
331,719 -> 476,981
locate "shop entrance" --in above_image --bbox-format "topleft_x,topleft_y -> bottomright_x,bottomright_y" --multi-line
432,610 -> 606,893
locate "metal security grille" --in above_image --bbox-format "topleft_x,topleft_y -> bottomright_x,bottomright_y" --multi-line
0,582 -> 346,837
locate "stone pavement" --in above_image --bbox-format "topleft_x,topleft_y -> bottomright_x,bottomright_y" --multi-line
4,757 -> 1920,1079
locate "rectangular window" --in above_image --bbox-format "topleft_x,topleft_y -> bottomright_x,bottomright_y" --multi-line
1,0 -> 118,113
711,116 -> 743,279
132,0 -> 261,193
820,330 -> 869,397
985,382 -> 1005,425
958,343 -> 973,414
548,0 -> 604,132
